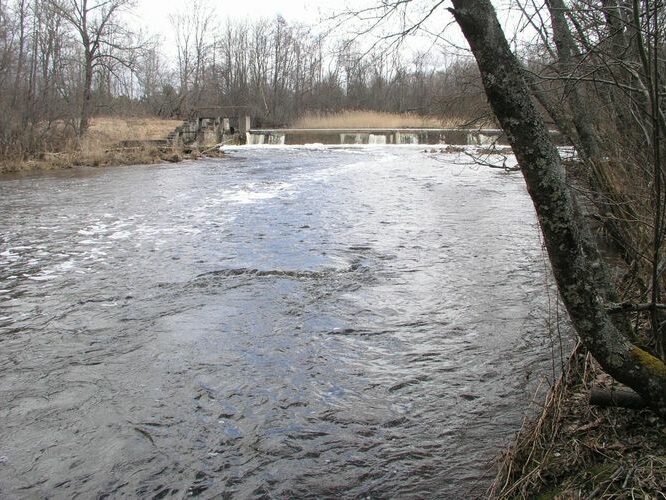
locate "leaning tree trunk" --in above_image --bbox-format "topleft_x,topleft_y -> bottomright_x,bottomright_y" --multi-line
449,0 -> 666,417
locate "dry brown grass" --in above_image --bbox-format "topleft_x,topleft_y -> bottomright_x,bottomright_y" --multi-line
490,346 -> 666,499
291,110 -> 465,129
81,116 -> 181,152
78,116 -> 183,167
0,116 -> 184,173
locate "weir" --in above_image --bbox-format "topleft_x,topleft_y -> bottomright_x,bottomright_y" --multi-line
168,116 -> 560,148
245,128 -> 514,146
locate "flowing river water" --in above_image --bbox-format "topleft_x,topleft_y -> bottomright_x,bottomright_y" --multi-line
0,146 -> 564,498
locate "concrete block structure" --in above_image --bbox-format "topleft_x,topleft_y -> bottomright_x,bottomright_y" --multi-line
168,107 -> 252,147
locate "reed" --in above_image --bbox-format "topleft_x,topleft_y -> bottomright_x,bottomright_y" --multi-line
291,110 -> 465,129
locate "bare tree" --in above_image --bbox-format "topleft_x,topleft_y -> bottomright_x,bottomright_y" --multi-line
448,0 -> 666,416
48,0 -> 139,136
514,0 -> 666,358
0,1 -> 498,154
169,0 -> 216,116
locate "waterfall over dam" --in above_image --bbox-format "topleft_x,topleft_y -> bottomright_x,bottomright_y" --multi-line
245,128 -> 515,146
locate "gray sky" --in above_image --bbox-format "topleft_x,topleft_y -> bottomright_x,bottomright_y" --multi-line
130,0 -> 527,63
134,0 -> 331,32
131,0 -> 336,61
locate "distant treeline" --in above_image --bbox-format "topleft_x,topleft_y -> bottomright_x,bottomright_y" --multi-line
0,0 -> 488,159
160,15 -> 488,128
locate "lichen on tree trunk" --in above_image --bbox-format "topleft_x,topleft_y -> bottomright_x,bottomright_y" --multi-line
449,0 -> 666,417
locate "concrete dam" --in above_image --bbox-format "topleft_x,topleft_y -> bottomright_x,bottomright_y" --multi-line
166,111 -> 562,148
245,128 -> 510,146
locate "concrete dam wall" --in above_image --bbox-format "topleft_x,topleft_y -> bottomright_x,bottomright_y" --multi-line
246,128 -> 513,146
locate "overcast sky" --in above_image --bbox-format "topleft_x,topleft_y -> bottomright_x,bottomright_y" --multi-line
129,0 -> 339,61
130,0 -> 524,63
134,0 -> 332,33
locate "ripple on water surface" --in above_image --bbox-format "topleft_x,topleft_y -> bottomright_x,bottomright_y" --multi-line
0,147 -> 565,497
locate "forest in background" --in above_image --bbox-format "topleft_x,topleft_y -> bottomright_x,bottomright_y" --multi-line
0,0 -> 490,161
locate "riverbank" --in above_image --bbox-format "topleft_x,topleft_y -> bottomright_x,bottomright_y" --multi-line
491,346 -> 666,497
0,147 -> 229,174
1,147 -> 174,174
488,153 -> 666,498
0,116 -> 227,174
0,144 -> 231,173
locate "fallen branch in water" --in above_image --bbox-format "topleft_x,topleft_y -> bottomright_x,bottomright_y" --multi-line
201,137 -> 238,155
462,150 -> 520,172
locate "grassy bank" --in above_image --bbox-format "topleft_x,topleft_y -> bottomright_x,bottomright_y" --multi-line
0,116 -> 189,174
491,345 -> 666,499
84,116 -> 182,147
291,110 -> 467,129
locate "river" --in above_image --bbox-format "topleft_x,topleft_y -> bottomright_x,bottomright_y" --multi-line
0,146 -> 563,498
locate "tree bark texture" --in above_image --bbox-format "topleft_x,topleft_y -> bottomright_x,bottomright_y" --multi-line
81,53 -> 93,136
547,0 -> 602,161
590,387 -> 647,409
543,0 -> 643,296
449,0 -> 666,417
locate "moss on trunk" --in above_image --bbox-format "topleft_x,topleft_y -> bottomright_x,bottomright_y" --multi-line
450,0 -> 666,417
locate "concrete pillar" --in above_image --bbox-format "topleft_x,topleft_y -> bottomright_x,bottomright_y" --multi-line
238,115 -> 251,135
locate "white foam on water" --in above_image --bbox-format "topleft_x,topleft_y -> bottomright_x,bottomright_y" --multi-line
0,250 -> 19,261
55,260 -> 75,271
226,190 -> 277,204
27,274 -> 53,281
222,143 -> 431,152
1,246 -> 32,258
224,181 -> 294,205
78,222 -> 109,237
109,231 -> 131,240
